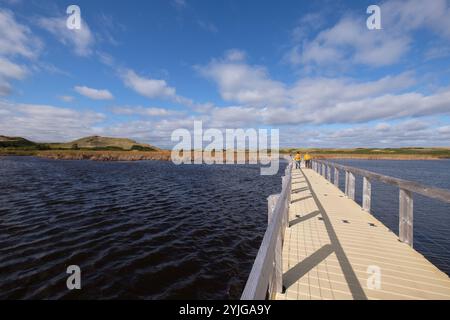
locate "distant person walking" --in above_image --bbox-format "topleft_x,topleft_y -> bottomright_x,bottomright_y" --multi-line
294,152 -> 302,169
304,153 -> 312,169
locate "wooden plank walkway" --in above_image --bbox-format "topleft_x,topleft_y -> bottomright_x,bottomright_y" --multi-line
275,166 -> 450,300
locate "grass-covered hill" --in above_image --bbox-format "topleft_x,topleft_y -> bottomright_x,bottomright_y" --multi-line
49,136 -> 159,151
0,135 -> 37,148
0,135 -> 160,152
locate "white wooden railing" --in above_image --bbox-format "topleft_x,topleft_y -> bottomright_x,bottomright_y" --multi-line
312,159 -> 450,247
241,161 -> 292,300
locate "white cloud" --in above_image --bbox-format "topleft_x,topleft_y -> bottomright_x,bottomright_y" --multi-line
121,68 -> 193,106
382,0 -> 450,38
0,100 -> 189,147
111,106 -> 183,117
197,52 -> 449,126
0,9 -> 41,95
288,119 -> 450,148
0,101 -> 105,142
301,90 -> 450,125
208,105 -> 262,127
198,53 -> 287,106
74,86 -> 114,100
438,125 -> 450,134
2,97 -> 449,148
291,13 -> 325,42
0,9 -> 41,59
289,72 -> 416,111
289,16 -> 409,67
271,119 -> 435,148
38,16 -> 94,56
0,57 -> 27,80
425,45 -> 450,60
122,69 -> 175,98
0,80 -> 12,95
287,0 -> 450,68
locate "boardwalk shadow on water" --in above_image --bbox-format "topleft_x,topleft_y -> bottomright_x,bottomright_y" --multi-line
283,169 -> 368,300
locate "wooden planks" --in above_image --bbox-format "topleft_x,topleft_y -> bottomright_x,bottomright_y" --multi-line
275,167 -> 450,300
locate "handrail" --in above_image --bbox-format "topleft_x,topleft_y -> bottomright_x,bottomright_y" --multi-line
312,159 -> 450,247
314,160 -> 450,204
241,161 -> 292,300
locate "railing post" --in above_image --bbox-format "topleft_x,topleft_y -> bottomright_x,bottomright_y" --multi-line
327,166 -> 331,181
267,194 -> 279,224
362,177 -> 371,212
399,189 -> 413,247
322,164 -> 325,177
345,171 -> 349,195
334,167 -> 339,187
266,193 -> 283,297
281,176 -> 289,233
348,172 -> 355,200
273,231 -> 283,296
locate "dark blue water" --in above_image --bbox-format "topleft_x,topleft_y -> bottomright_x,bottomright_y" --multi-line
332,159 -> 450,275
0,157 -> 287,299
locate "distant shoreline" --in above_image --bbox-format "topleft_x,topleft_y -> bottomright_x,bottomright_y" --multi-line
1,150 -> 449,161
306,154 -> 449,161
2,135 -> 450,161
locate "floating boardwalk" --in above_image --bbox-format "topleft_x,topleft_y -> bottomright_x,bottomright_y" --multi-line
242,160 -> 450,300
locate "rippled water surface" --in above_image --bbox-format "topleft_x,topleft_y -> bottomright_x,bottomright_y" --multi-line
2,157 -> 449,299
333,159 -> 450,275
0,157 -> 287,299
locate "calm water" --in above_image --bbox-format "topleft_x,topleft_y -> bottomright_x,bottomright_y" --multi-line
1,157 -> 449,300
332,159 -> 450,275
0,157 -> 287,299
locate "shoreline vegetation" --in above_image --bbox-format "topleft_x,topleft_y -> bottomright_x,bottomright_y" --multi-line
1,135 -> 450,161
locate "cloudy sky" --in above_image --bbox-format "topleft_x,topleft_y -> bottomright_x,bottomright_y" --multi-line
1,0 -> 450,148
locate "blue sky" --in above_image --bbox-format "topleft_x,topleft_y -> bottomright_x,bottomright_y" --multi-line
1,0 -> 450,148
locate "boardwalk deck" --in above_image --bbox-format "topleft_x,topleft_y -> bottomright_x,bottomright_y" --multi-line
275,167 -> 450,300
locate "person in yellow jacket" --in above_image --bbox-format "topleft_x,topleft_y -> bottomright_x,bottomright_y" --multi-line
304,153 -> 312,168
294,151 -> 302,169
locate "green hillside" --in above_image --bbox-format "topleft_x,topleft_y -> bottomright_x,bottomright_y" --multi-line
0,135 -> 160,152
0,136 -> 38,148
49,136 -> 159,151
